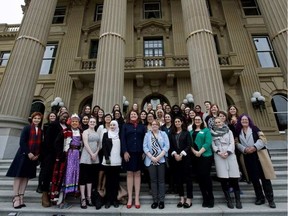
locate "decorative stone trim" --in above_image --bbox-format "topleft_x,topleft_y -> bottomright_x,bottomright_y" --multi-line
16,35 -> 46,48
271,28 -> 288,41
99,32 -> 125,43
186,29 -> 213,41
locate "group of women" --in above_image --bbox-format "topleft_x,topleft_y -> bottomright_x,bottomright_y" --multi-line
6,101 -> 276,210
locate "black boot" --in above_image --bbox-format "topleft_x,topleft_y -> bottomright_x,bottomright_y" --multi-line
252,181 -> 265,205
234,191 -> 242,209
263,181 -> 276,208
224,191 -> 234,209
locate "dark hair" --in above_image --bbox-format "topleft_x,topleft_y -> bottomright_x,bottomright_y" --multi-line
227,105 -> 239,121
204,101 -> 211,105
112,104 -> 122,113
218,111 -> 228,124
235,114 -> 256,135
170,116 -> 186,134
125,110 -> 139,123
147,112 -> 156,120
92,105 -> 101,113
46,111 -> 57,122
195,105 -> 201,109
192,115 -> 205,130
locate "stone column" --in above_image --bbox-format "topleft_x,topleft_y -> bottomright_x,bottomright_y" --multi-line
92,0 -> 127,113
257,0 -> 287,84
0,0 -> 57,159
53,1 -> 87,107
181,0 -> 227,110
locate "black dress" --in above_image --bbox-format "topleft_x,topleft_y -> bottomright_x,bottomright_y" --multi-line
6,125 -> 40,179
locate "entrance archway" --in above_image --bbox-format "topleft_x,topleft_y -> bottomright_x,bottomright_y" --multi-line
79,95 -> 92,114
141,93 -> 170,110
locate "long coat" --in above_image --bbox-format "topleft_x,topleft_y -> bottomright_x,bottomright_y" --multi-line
212,130 -> 240,178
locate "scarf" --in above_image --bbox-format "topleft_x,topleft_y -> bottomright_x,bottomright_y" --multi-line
211,124 -> 230,137
108,120 -> 119,140
28,124 -> 42,155
130,119 -> 138,128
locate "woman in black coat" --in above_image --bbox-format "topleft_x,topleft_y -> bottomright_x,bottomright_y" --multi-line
6,112 -> 43,209
169,117 -> 193,208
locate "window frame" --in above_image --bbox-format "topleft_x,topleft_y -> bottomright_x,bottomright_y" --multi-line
89,39 -> 99,59
52,6 -> 66,24
94,4 -> 103,21
39,42 -> 58,75
143,2 -> 162,19
271,94 -> 287,133
252,35 -> 278,68
240,0 -> 261,16
143,38 -> 164,57
0,51 -> 11,66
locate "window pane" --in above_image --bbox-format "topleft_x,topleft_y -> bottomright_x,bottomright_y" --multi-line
144,2 -> 161,19
0,51 -> 10,66
40,42 -> 58,74
89,40 -> 99,59
40,60 -> 52,75
52,7 -> 66,24
254,37 -> 271,51
257,52 -> 275,67
272,95 -> 288,131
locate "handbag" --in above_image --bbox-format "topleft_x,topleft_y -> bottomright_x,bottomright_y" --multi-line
257,148 -> 276,180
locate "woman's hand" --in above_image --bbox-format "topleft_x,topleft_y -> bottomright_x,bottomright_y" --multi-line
91,153 -> 97,161
174,154 -> 182,161
151,156 -> 158,163
124,152 -> 130,162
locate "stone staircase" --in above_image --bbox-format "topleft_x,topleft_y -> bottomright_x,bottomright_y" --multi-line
0,147 -> 287,216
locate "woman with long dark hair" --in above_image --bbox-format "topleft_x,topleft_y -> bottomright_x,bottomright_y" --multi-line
190,115 -> 214,208
169,117 -> 193,208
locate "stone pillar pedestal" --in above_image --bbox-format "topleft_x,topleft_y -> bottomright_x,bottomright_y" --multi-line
257,0 -> 287,84
181,0 -> 227,109
92,0 -> 127,113
0,0 -> 57,159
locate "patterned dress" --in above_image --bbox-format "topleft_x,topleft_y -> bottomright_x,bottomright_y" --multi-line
63,129 -> 81,195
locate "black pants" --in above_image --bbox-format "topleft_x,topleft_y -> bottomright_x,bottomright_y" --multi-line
104,166 -> 120,203
194,156 -> 214,203
38,154 -> 55,192
220,178 -> 240,192
174,159 -> 193,199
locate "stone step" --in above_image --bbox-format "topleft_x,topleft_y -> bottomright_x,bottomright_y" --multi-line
1,177 -> 287,191
0,189 -> 287,204
1,202 -> 287,216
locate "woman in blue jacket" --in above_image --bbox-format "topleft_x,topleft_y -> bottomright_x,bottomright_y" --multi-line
190,115 -> 214,208
121,110 -> 146,209
143,120 -> 170,209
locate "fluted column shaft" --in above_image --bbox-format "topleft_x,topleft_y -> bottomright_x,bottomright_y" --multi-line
53,1 -> 86,107
257,0 -> 287,84
0,0 -> 57,126
181,0 -> 227,109
92,0 -> 127,113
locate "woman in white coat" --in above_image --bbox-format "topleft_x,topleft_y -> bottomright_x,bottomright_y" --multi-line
212,117 -> 242,209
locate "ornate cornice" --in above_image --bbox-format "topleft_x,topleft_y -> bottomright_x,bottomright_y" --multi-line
134,19 -> 172,39
82,22 -> 101,42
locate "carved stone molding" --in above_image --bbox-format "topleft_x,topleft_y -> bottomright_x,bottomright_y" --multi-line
82,22 -> 101,42
210,18 -> 226,37
134,19 -> 172,39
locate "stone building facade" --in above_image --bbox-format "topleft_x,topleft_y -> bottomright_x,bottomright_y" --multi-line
0,0 -> 287,158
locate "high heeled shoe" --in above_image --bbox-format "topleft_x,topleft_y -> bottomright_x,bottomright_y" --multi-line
12,195 -> 21,209
126,204 -> 132,209
19,194 -> 26,208
135,204 -> 141,209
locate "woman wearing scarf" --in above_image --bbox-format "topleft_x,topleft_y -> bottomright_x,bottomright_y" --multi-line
6,112 -> 43,209
143,120 -> 170,209
102,120 -> 122,208
235,114 -> 276,208
121,110 -> 146,209
212,117 -> 242,209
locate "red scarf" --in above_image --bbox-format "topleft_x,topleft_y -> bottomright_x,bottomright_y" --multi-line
131,120 -> 138,128
28,124 -> 42,155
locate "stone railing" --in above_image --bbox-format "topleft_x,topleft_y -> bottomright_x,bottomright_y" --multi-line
143,56 -> 165,67
0,24 -> 20,33
76,53 -> 238,70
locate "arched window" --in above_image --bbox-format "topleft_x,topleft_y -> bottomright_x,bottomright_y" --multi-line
271,94 -> 287,132
30,100 -> 45,116
141,93 -> 170,111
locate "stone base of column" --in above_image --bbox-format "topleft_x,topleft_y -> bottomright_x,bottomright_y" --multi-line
0,115 -> 28,159
0,128 -> 22,159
